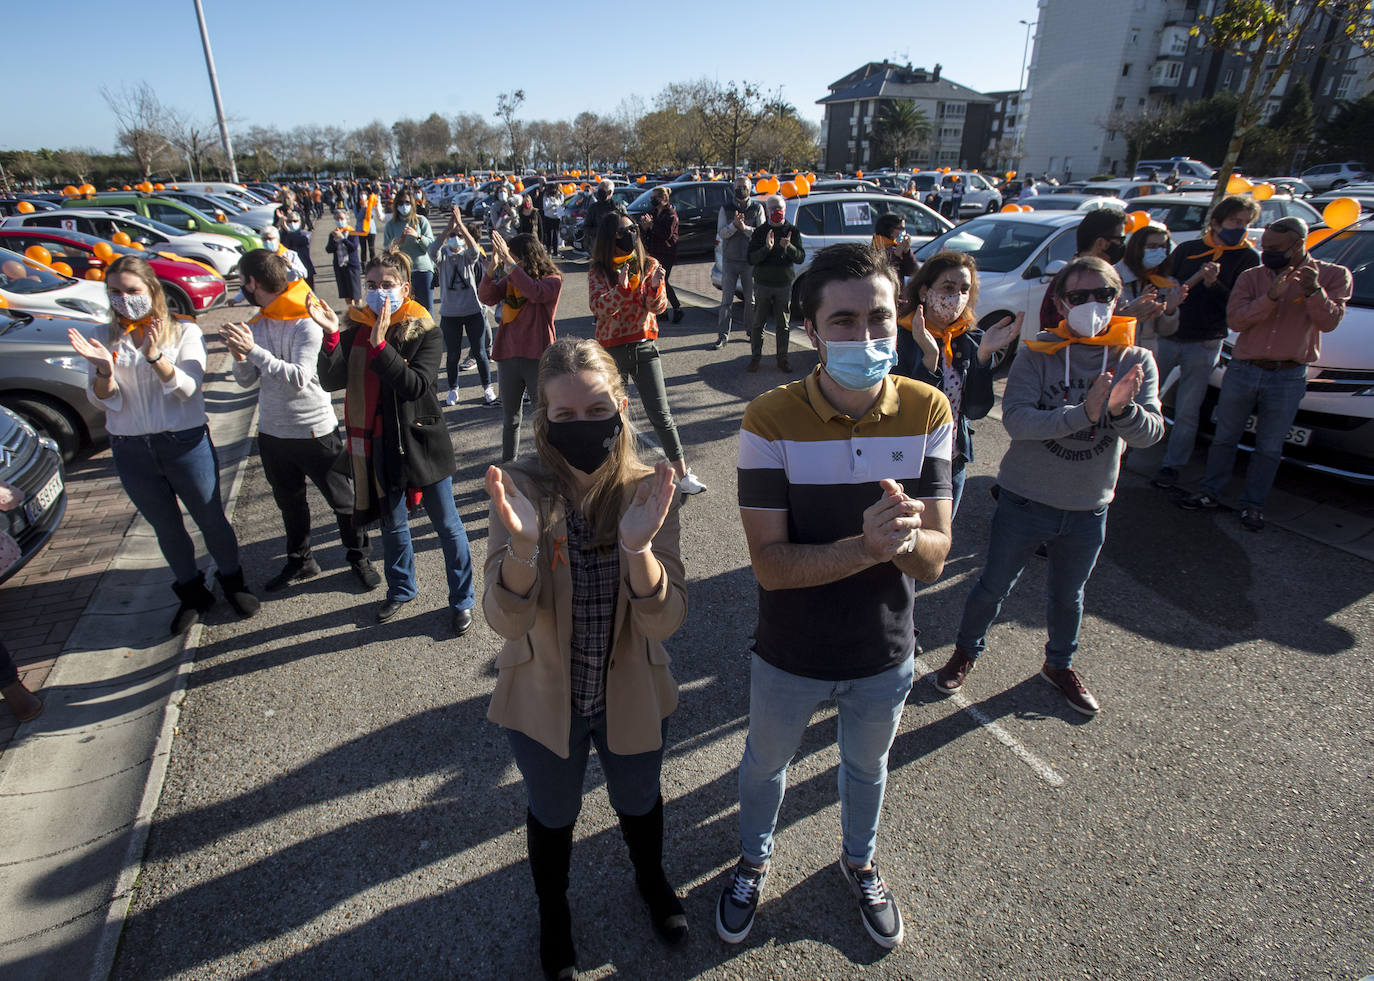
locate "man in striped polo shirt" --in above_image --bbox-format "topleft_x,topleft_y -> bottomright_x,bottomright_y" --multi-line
716,244 -> 954,950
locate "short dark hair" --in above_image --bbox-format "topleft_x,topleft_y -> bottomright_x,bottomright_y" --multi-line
1076,208 -> 1127,254
238,249 -> 291,293
799,244 -> 898,324
874,212 -> 906,238
1210,194 -> 1261,226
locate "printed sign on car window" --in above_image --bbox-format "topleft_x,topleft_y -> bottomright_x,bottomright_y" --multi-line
843,202 -> 874,227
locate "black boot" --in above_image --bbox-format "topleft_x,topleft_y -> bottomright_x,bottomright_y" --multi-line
215,568 -> 260,618
169,573 -> 216,635
527,811 -> 577,981
617,796 -> 688,946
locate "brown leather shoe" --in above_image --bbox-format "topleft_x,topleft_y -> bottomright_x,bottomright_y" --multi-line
746,358 -> 761,373
933,647 -> 976,694
2,680 -> 44,723
1040,664 -> 1100,716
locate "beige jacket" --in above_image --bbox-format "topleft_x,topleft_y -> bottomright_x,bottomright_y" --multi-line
483,471 -> 687,758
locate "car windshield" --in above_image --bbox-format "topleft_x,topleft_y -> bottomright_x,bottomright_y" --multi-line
913,218 -> 1056,272
206,195 -> 245,214
133,217 -> 187,237
1025,198 -> 1089,210
0,248 -> 70,294
1310,227 -> 1374,307
628,189 -> 655,210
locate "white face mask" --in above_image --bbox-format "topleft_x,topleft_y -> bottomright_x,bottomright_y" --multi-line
263,238 -> 280,251
109,292 -> 153,321
1143,247 -> 1169,269
447,236 -> 466,252
1065,301 -> 1114,337
286,222 -> 301,232
924,291 -> 968,326
397,203 -> 412,217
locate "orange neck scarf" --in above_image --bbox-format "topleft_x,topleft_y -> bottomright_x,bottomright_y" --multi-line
1024,315 -> 1136,354
1196,229 -> 1252,262
613,252 -> 641,291
1146,272 -> 1178,289
255,279 -> 316,322
359,194 -> 378,235
347,298 -> 430,329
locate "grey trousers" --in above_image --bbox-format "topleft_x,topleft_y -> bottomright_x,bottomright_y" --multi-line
751,283 -> 792,358
718,262 -> 754,339
497,356 -> 541,462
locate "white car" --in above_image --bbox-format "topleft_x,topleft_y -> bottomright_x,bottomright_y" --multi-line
1131,192 -> 1324,246
1023,194 -> 1129,213
917,170 -> 1003,217
2,208 -> 243,278
1079,180 -> 1172,201
1299,161 -> 1370,193
0,246 -> 109,321
710,191 -> 953,306
186,182 -> 274,207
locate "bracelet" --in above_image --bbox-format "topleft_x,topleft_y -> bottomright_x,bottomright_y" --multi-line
96,367 -> 113,378
147,352 -> 164,365
619,539 -> 652,555
502,542 -> 539,566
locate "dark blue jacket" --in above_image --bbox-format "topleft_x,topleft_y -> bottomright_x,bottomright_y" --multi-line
913,328 -> 995,463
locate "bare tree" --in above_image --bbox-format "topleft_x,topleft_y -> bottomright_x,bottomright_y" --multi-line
100,81 -> 175,179
417,113 -> 451,174
168,112 -> 226,181
495,90 -> 528,170
352,121 -> 394,175
700,81 -> 765,174
451,112 -> 502,171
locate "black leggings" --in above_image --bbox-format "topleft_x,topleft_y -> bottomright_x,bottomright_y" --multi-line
1,640 -> 18,687
661,262 -> 680,312
439,314 -> 491,388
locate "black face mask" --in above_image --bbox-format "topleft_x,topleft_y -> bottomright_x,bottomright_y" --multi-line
241,281 -> 260,307
545,414 -> 622,475
1261,249 -> 1291,271
615,226 -> 637,253
1104,240 -> 1127,265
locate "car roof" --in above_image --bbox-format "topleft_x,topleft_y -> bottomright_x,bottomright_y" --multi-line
952,211 -> 1089,227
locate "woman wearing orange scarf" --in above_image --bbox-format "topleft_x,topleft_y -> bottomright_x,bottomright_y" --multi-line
1119,222 -> 1188,355
67,255 -> 259,636
315,251 -> 476,633
895,252 -> 1019,513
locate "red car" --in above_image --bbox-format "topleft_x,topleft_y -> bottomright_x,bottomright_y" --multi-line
0,228 -> 226,315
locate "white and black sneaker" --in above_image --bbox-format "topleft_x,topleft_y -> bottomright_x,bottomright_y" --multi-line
716,858 -> 768,943
839,856 -> 904,948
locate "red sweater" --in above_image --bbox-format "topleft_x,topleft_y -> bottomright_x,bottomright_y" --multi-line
479,264 -> 562,361
589,257 -> 667,348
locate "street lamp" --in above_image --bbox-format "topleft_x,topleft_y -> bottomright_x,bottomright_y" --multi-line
1016,19 -> 1036,172
1018,19 -> 1036,94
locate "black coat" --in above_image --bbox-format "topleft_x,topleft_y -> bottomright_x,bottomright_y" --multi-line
317,317 -> 455,492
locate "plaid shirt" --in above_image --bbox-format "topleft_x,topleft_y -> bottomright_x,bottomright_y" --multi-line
567,507 -> 620,717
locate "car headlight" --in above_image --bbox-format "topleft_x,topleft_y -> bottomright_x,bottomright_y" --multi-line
206,242 -> 232,252
186,274 -> 221,284
43,355 -> 86,371
56,297 -> 108,317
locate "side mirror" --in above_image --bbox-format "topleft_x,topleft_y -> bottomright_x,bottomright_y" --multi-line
1046,259 -> 1067,275
1023,266 -> 1041,280
186,219 -> 196,230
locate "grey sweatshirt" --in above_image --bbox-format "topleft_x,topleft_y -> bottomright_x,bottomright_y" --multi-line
427,237 -> 484,317
231,315 -> 338,439
997,335 -> 1163,510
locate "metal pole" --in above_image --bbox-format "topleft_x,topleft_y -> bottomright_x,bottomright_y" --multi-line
1017,19 -> 1036,171
192,0 -> 238,183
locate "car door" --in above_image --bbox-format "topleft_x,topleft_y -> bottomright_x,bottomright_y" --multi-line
147,201 -> 198,232
878,199 -> 945,246
665,186 -> 705,254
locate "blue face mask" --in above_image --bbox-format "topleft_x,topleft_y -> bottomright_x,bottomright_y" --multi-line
1217,226 -> 1247,246
365,286 -> 404,316
820,337 -> 898,391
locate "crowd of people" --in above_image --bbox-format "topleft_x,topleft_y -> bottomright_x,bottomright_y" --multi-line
0,172 -> 1347,981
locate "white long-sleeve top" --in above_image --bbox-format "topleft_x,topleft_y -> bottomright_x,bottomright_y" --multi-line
230,314 -> 337,439
86,322 -> 207,436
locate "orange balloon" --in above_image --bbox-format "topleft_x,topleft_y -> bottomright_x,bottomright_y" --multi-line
123,184 -> 132,190
1001,203 -> 1022,213
16,201 -> 34,214
154,182 -> 165,191
806,172 -> 817,184
855,170 -> 863,179
1225,174 -> 1252,195
637,175 -> 646,183
112,232 -> 132,246
24,245 -> 52,266
1322,197 -> 1361,231
1125,210 -> 1150,234
79,183 -> 95,195
1017,204 -> 1034,212
0,293 -> 6,307
1006,170 -> 1017,180
1305,227 -> 1336,248
130,242 -> 145,250
50,261 -> 73,277
514,181 -> 524,193
62,185 -> 78,197
794,175 -> 810,195
1252,182 -> 1275,201
93,241 -> 116,262
780,180 -> 798,199
85,268 -> 106,282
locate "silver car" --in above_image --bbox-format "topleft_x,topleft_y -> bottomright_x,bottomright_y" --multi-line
0,405 -> 67,585
0,305 -> 108,461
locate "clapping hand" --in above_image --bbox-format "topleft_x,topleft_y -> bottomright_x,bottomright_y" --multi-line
1120,290 -> 1165,321
1200,261 -> 1221,287
1268,266 -> 1300,300
977,312 -> 1021,364
220,322 -> 255,361
1297,265 -> 1319,294
618,262 -> 632,290
138,321 -> 163,364
646,264 -> 665,290
67,328 -> 114,375
1084,371 -> 1114,424
778,231 -> 791,249
485,465 -> 539,553
619,461 -> 675,551
765,229 -> 775,250
1107,364 -> 1144,415
909,303 -> 939,369
371,297 -> 391,347
1163,283 -> 1188,313
862,479 -> 923,561
306,292 -> 339,334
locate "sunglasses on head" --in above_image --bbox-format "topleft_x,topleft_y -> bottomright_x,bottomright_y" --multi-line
1064,288 -> 1118,306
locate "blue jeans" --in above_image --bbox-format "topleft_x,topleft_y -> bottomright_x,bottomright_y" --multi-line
410,269 -> 434,315
956,489 -> 1108,670
439,313 -> 490,389
110,425 -> 242,584
737,653 -> 914,868
506,715 -> 668,828
1154,337 -> 1223,469
1199,359 -> 1308,509
379,477 -> 474,611
950,457 -> 967,517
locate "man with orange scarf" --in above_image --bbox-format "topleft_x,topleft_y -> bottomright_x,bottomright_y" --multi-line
1150,195 -> 1260,489
223,250 -> 379,594
933,256 -> 1162,716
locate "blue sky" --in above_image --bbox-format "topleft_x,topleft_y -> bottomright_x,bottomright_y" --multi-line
6,0 -> 1041,151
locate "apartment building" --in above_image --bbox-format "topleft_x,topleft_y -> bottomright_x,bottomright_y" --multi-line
985,89 -> 1027,173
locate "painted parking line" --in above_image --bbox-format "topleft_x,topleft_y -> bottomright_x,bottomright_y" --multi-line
914,656 -> 1067,788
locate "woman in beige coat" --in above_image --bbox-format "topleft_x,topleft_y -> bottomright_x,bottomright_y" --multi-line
483,337 -> 688,981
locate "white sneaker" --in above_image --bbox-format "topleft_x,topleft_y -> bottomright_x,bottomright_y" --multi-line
442,388 -> 459,407
677,470 -> 707,495
482,385 -> 501,407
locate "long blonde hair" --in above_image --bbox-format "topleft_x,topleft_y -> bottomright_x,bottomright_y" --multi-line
104,255 -> 182,349
519,338 -> 652,548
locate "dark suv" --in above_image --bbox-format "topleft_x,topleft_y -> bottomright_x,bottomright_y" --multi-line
0,405 -> 66,585
626,181 -> 735,258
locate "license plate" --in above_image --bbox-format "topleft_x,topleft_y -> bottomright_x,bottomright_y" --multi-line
25,472 -> 63,523
1210,410 -> 1312,446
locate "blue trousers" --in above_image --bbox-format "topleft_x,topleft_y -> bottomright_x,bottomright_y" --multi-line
379,477 -> 474,612
1199,359 -> 1308,509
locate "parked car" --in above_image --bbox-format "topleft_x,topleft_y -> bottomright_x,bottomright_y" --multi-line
625,181 -> 736,258
0,198 -> 60,217
919,170 -> 1002,216
1299,161 -> 1370,193
0,247 -> 109,320
1308,186 -> 1374,216
186,182 -> 273,207
1170,217 -> 1374,483
0,405 -> 67,584
1133,157 -> 1216,181
712,191 -> 954,310
3,208 -> 243,278
1022,194 -> 1129,213
805,179 -> 883,194
1079,180 -> 1172,200
158,190 -> 278,233
1268,177 -> 1314,197
1131,192 -> 1323,246
0,229 -> 227,316
558,186 -> 642,252
0,306 -> 108,460
60,193 -> 263,251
